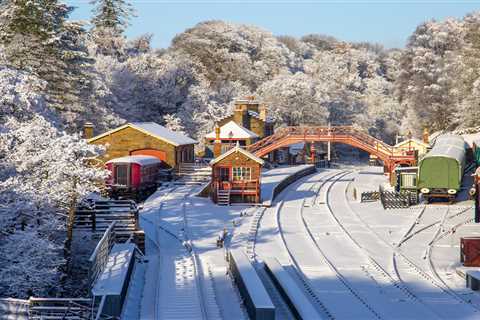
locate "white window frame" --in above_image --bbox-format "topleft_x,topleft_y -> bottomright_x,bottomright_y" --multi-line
232,167 -> 252,181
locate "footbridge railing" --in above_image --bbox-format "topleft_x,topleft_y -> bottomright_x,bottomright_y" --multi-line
246,126 -> 416,169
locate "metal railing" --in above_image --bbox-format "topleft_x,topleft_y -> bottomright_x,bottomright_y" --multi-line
246,125 -> 405,160
88,222 -> 116,289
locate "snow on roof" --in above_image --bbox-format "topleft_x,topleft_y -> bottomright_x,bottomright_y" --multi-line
247,110 -> 275,123
210,143 -> 264,166
216,110 -> 274,124
89,122 -> 197,146
130,122 -> 197,146
205,121 -> 259,139
424,134 -> 466,164
394,138 -> 429,148
106,155 -> 162,165
461,132 -> 480,148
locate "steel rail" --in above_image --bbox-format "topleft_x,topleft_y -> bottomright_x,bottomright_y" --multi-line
340,176 -> 479,315
301,171 -> 385,320
275,170 -> 340,319
343,176 -> 479,316
426,210 -> 476,300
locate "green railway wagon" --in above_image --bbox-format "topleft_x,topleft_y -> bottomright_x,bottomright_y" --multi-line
418,134 -> 466,200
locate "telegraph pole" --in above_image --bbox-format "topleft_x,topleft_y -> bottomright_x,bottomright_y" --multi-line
327,122 -> 331,166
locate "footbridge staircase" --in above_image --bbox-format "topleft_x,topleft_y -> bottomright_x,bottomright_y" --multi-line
246,126 -> 416,171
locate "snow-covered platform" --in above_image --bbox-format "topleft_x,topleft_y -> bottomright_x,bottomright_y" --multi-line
261,164 -> 315,206
262,257 -> 319,319
92,243 -> 136,296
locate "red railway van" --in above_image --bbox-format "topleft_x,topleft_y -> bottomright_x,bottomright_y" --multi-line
461,237 -> 480,267
106,155 -> 162,200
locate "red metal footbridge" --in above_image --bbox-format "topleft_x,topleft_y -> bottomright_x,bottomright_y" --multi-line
246,126 -> 416,172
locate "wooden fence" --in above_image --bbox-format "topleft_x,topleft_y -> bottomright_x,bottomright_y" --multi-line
75,199 -> 145,252
360,191 -> 380,202
379,185 -> 418,209
0,297 -> 96,320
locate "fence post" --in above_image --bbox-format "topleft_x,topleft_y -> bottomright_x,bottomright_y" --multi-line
91,210 -> 96,232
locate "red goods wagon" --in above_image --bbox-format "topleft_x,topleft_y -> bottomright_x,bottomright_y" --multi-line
461,237 -> 480,267
106,155 -> 162,200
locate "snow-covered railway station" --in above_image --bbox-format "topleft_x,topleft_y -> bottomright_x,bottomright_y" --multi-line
112,163 -> 479,320
4,2 -> 480,319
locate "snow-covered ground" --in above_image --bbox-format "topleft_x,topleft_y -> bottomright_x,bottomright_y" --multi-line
255,166 -> 480,320
130,165 -> 312,319
126,165 -> 480,320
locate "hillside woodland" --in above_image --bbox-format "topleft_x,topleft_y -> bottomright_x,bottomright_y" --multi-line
1,0 -> 480,297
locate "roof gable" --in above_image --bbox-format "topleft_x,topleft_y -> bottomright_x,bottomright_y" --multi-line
205,121 -> 259,139
394,138 -> 429,148
210,144 -> 264,166
88,122 -> 198,146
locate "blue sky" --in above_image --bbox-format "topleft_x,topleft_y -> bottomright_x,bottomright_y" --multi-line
67,1 -> 480,49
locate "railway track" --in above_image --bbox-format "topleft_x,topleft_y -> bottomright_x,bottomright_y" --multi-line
394,205 -> 480,317
425,207 -> 479,305
148,186 -> 219,320
303,171 -> 447,319
338,176 -> 479,319
276,169 -> 383,319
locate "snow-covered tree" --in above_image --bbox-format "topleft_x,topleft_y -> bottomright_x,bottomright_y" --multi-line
91,0 -> 134,34
0,98 -> 108,297
0,0 -> 94,113
171,21 -> 297,91
256,73 -> 329,126
395,18 -> 465,135
90,0 -> 135,57
454,13 -> 480,128
164,113 -> 186,134
0,62 -> 111,297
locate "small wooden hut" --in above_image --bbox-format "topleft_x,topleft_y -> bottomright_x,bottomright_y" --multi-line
210,144 -> 264,205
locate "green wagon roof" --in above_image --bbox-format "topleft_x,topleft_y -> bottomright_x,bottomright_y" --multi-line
423,134 -> 466,164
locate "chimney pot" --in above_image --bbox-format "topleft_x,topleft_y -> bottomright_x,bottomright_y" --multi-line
215,124 -> 221,141
259,105 -> 267,121
84,122 -> 94,139
423,128 -> 429,144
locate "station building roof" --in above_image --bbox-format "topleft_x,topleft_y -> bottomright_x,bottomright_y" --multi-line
89,122 -> 198,146
205,121 -> 259,140
210,143 -> 264,166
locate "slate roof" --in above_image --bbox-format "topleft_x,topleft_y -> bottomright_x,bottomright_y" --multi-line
89,122 -> 198,146
209,143 -> 264,166
205,121 -> 259,139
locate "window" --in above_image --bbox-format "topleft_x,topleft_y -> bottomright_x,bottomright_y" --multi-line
115,165 -> 128,185
232,167 -> 251,181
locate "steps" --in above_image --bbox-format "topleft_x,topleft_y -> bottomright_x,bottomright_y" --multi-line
217,190 -> 230,206
74,200 -> 145,252
175,162 -> 212,185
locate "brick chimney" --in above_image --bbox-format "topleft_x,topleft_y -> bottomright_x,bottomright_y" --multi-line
233,102 -> 248,127
84,122 -> 94,139
423,128 -> 429,144
259,104 -> 267,122
213,124 -> 222,158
